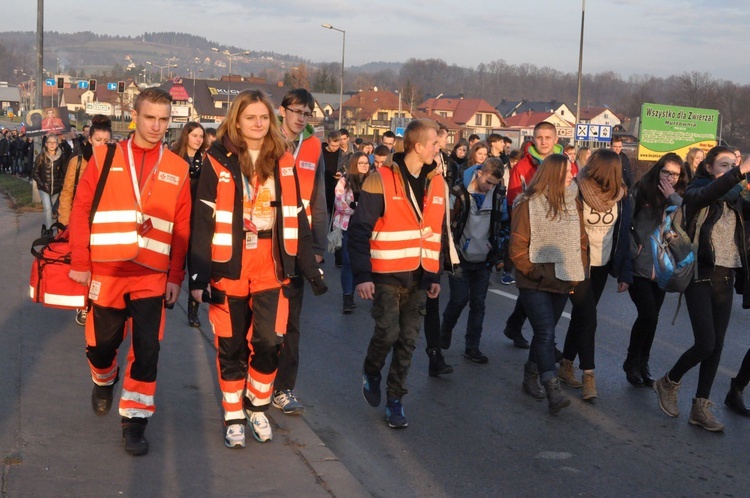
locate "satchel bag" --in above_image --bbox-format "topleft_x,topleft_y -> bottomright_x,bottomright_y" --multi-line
28,144 -> 116,309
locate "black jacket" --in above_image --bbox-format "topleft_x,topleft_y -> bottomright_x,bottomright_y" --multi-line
189,140 -> 322,293
32,151 -> 65,195
606,196 -> 634,284
683,166 -> 750,275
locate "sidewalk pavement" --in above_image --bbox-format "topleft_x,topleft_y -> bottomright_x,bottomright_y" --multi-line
0,198 -> 368,497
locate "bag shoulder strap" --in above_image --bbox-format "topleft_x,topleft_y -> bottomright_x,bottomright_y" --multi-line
89,144 -> 116,227
71,154 -> 83,199
691,207 -> 709,280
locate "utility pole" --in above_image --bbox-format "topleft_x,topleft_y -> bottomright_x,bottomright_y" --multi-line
35,0 -> 43,111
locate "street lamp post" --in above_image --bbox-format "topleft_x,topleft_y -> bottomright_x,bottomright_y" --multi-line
211,47 -> 250,111
575,0 -> 586,133
146,61 -> 178,83
321,23 -> 345,130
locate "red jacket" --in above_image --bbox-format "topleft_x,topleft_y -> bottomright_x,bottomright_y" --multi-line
69,140 -> 191,286
507,141 -> 564,207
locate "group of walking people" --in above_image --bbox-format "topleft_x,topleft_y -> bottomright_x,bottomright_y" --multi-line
50,83 -> 750,461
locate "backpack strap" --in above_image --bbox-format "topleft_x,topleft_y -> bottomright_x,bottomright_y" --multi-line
89,144 -> 116,227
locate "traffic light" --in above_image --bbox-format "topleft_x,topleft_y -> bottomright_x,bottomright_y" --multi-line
117,81 -> 125,93
56,77 -> 65,89
89,79 -> 97,92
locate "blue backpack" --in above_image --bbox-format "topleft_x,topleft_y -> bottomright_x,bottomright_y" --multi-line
649,205 -> 695,293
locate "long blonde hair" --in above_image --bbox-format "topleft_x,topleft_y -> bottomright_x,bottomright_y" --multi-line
217,90 -> 287,183
525,154 -> 570,219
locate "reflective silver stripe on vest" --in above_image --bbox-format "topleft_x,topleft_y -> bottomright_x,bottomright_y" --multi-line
371,229 -> 422,241
92,210 -> 138,223
90,231 -> 139,246
370,247 -> 422,259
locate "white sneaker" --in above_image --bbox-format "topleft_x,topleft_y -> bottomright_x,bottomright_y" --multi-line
75,309 -> 88,326
272,389 -> 305,415
224,424 -> 245,448
249,412 -> 273,443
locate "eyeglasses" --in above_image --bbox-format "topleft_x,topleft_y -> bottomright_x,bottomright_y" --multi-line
357,161 -> 370,166
660,169 -> 681,180
284,107 -> 313,119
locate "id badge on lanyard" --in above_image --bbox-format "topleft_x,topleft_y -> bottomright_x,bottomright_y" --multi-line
127,140 -> 162,236
242,173 -> 259,249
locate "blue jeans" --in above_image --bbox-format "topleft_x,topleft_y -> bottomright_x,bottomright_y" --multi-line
519,288 -> 569,382
441,262 -> 492,349
340,230 -> 353,294
39,191 -> 59,230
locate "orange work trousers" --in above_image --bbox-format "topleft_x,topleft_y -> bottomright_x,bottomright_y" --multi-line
85,272 -> 167,420
208,238 -> 289,425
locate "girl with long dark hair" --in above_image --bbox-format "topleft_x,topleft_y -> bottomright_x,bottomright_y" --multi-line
624,153 -> 687,387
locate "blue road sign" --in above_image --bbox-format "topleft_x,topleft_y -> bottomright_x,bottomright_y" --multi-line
575,123 -> 612,142
107,82 -> 117,91
77,81 -> 89,89
45,78 -> 55,87
395,127 -> 405,137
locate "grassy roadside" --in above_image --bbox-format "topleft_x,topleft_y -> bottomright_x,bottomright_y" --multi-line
0,175 -> 41,211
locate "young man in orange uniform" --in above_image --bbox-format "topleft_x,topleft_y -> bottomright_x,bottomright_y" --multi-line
68,88 -> 191,456
274,88 -> 327,415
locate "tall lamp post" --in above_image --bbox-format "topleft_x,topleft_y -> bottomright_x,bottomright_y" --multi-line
575,0 -> 586,134
146,61 -> 177,83
321,23 -> 345,130
211,48 -> 250,111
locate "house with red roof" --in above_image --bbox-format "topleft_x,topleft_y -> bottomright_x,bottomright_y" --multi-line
417,97 -> 506,138
503,110 -> 575,143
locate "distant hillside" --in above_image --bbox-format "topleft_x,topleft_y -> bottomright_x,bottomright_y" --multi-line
0,31 -> 310,81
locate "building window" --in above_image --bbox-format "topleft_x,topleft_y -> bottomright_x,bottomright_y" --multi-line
475,114 -> 482,126
485,114 -> 492,126
440,111 -> 447,118
604,113 -> 609,119
378,111 -> 387,121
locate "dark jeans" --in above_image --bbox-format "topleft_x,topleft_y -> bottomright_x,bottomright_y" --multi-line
626,276 -> 666,363
734,348 -> 750,388
562,265 -> 610,370
519,289 -> 569,382
505,298 -> 527,333
424,294 -> 441,350
669,267 -> 734,399
441,262 -> 492,349
340,230 -> 353,294
276,277 -> 304,392
364,282 -> 427,400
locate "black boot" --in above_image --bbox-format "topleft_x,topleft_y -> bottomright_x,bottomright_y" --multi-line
725,378 -> 750,416
122,418 -> 149,456
342,293 -> 354,314
427,348 -> 453,377
623,354 -> 643,386
187,295 -> 201,327
91,368 -> 119,416
639,356 -> 655,387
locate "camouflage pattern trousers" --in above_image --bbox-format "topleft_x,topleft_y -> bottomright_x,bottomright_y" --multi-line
364,282 -> 428,400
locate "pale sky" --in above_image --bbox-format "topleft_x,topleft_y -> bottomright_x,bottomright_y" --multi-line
4,0 -> 749,83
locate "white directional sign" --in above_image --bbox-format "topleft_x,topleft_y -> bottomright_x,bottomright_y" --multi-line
575,123 -> 613,142
575,124 -> 588,141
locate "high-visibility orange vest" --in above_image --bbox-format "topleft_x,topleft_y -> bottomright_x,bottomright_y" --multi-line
294,135 -> 321,226
370,166 -> 446,274
89,142 -> 188,272
209,151 -> 300,261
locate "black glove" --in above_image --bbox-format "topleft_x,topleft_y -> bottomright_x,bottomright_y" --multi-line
309,270 -> 328,296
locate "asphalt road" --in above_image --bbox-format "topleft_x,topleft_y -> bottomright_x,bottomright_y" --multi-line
291,259 -> 750,497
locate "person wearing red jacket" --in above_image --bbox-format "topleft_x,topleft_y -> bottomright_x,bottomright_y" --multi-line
504,122 -> 563,349
68,88 -> 191,456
